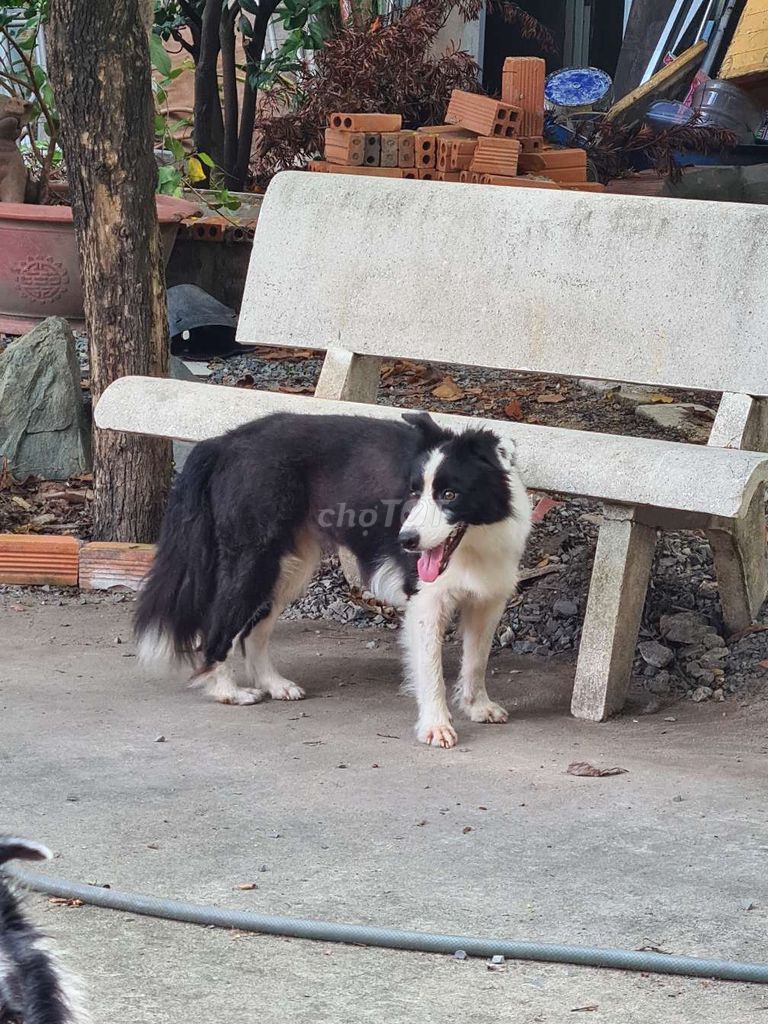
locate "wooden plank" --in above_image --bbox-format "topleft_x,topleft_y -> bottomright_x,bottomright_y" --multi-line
613,0 -> 681,98
605,41 -> 708,127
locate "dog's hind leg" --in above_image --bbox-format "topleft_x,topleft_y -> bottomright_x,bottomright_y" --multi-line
196,546 -> 284,706
455,596 -> 509,724
242,534 -> 321,700
402,588 -> 457,748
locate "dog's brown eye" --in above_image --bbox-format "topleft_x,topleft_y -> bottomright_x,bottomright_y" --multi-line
442,489 -> 457,502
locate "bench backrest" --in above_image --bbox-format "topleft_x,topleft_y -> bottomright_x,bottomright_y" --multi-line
237,172 -> 768,397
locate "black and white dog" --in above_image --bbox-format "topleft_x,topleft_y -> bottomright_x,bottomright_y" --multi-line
0,837 -> 84,1023
136,411 -> 530,748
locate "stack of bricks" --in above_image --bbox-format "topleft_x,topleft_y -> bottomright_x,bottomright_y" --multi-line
305,68 -> 604,193
309,113 -> 421,178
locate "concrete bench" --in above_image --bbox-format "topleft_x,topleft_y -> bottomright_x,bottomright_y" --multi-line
96,172 -> 768,722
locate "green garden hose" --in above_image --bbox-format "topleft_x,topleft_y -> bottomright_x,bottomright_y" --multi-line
6,867 -> 768,984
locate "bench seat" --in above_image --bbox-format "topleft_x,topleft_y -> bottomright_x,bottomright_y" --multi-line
97,376 -> 768,524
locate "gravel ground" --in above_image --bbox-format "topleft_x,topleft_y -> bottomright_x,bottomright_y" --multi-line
4,344 -> 768,708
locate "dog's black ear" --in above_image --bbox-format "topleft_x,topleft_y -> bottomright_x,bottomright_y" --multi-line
402,412 -> 448,447
0,837 -> 52,865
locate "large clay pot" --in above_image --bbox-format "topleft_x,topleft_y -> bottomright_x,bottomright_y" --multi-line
0,194 -> 199,334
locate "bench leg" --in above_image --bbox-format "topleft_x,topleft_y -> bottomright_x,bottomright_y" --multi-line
315,347 -> 382,590
571,507 -> 657,722
707,485 -> 768,635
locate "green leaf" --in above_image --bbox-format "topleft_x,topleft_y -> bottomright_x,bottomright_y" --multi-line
238,13 -> 254,36
197,151 -> 215,168
149,32 -> 172,78
239,0 -> 260,13
169,136 -> 185,161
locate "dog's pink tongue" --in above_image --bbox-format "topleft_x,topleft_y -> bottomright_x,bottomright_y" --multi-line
417,544 -> 445,584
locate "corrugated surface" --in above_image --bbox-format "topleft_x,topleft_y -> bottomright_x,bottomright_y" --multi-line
0,534 -> 80,586
79,542 -> 155,591
502,57 -> 545,138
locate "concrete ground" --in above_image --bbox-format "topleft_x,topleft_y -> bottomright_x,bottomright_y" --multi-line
2,596 -> 768,1023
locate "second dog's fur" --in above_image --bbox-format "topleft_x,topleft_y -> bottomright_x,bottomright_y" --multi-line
0,837 -> 84,1024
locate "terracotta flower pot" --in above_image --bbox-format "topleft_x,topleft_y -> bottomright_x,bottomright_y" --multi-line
0,194 -> 199,334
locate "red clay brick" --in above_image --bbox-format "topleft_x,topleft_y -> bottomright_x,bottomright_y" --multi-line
519,136 -> 543,153
418,168 -> 437,180
470,137 -> 520,176
0,533 -> 80,586
328,165 -> 404,178
561,181 -> 606,192
518,149 -> 587,173
363,133 -> 381,166
79,542 -> 155,592
416,124 -> 476,137
435,171 -> 462,182
398,131 -> 416,168
446,90 -> 520,137
329,113 -> 402,132
380,132 -> 400,167
414,134 -> 436,169
483,175 -> 561,189
501,57 -> 545,138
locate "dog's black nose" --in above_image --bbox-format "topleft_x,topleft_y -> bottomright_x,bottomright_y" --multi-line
399,530 -> 420,552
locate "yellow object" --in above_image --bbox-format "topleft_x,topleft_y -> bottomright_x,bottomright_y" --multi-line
720,0 -> 768,82
186,156 -> 206,182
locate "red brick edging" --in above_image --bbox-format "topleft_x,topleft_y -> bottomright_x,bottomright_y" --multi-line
0,534 -> 154,590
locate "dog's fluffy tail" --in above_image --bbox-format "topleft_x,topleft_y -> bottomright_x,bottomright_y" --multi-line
134,441 -> 220,671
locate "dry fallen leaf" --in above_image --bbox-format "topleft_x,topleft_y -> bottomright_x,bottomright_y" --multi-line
567,762 -> 628,778
462,826 -> 473,834
504,399 -> 523,420
235,882 -> 257,891
648,393 -> 674,403
10,495 -> 31,510
759,660 -> 768,670
431,376 -> 464,401
536,392 -> 566,404
571,1006 -> 599,1013
48,897 -> 83,908
278,383 -> 314,395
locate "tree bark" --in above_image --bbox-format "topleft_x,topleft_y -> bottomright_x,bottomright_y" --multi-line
234,5 -> 276,190
220,4 -> 239,182
48,0 -> 172,543
194,0 -> 225,169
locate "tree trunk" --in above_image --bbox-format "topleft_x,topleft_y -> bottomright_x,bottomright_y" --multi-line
48,0 -> 172,543
194,0 -> 225,170
234,8 -> 275,190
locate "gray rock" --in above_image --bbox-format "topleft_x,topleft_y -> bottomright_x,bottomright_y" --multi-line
648,670 -> 671,695
638,640 -> 674,668
699,648 -> 727,669
553,598 -> 578,618
659,611 -> 712,645
691,686 -> 713,703
0,316 -> 90,479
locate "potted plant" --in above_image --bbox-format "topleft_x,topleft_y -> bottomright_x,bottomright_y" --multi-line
0,0 -> 196,333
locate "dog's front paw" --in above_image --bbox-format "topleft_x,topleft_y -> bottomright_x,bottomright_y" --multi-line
417,721 -> 458,749
218,687 -> 267,706
269,681 -> 305,701
466,700 -> 509,724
